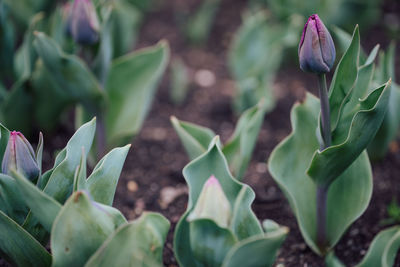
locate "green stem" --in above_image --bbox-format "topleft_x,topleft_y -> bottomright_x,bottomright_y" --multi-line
316,74 -> 331,254
316,185 -> 328,254
318,74 -> 331,150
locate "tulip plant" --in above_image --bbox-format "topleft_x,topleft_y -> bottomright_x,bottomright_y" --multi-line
1,0 -> 167,157
0,118 -> 169,266
171,99 -> 267,180
268,14 -> 390,260
174,136 -> 288,267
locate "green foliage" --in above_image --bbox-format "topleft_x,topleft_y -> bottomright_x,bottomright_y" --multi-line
169,58 -> 190,105
105,41 -> 169,147
228,11 -> 301,113
326,226 -> 400,267
174,137 -> 288,267
0,0 -> 164,157
263,0 -> 381,32
0,119 -> 169,267
0,210 -> 51,267
357,226 -> 400,267
268,26 -> 390,255
34,32 -> 105,118
171,99 -> 267,180
183,0 -> 221,44
368,43 -> 400,160
86,213 -> 170,267
332,27 -> 400,161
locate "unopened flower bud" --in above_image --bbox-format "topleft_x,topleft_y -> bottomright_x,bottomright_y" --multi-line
2,131 -> 39,181
298,14 -> 336,74
187,175 -> 231,228
66,0 -> 100,45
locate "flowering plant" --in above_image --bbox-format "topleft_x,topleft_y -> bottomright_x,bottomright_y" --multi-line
174,136 -> 288,266
268,15 -> 390,258
0,119 -> 169,266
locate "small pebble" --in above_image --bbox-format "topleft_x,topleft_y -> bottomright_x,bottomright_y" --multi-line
194,69 -> 216,87
256,162 -> 267,173
127,181 -> 138,192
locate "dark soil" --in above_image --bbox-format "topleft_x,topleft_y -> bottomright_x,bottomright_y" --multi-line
2,0 -> 400,266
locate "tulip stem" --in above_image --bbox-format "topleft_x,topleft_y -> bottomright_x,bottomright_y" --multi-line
316,184 -> 328,254
317,74 -> 331,150
316,74 -> 331,255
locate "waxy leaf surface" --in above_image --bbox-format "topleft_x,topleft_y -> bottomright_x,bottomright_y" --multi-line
268,93 -> 373,255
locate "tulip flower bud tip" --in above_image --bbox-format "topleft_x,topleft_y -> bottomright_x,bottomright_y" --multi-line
2,131 -> 40,181
65,0 -> 100,45
298,14 -> 336,74
205,175 -> 219,186
188,175 -> 231,228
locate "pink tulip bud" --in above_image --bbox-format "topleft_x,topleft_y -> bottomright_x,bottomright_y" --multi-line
187,175 -> 231,228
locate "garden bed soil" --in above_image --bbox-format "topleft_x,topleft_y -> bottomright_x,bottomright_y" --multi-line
3,0 -> 400,266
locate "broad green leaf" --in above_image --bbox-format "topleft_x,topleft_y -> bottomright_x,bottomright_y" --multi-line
0,210 -> 51,267
308,81 -> 390,186
33,32 -> 105,115
85,212 -> 169,267
0,174 -> 28,224
14,12 -> 44,79
94,203 -> 127,228
51,191 -> 117,267
174,137 -> 263,266
223,99 -> 267,178
357,226 -> 400,267
22,120 -> 93,241
31,61 -> 71,131
43,118 -> 96,203
171,116 -> 216,160
222,225 -> 288,267
105,41 -> 169,147
189,219 -> 237,267
86,144 -> 130,205
368,43 -> 400,160
172,100 -> 266,179
328,26 -> 360,131
11,170 -> 61,233
268,93 -> 373,255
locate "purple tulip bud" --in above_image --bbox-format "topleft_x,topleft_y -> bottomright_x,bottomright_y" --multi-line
298,14 -> 336,74
2,131 -> 39,181
187,175 -> 231,228
66,0 -> 100,45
